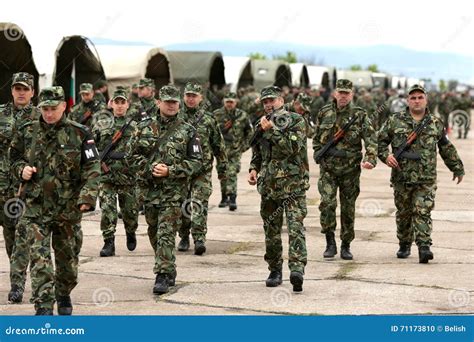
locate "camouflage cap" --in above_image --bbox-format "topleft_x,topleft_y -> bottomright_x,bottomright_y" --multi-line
132,83 -> 139,89
112,89 -> 129,101
295,93 -> 311,112
139,78 -> 155,88
12,72 -> 34,89
159,85 -> 180,101
38,86 -> 65,107
260,85 -> 282,101
335,79 -> 353,92
184,82 -> 202,95
79,83 -> 93,93
223,92 -> 238,101
408,84 -> 426,95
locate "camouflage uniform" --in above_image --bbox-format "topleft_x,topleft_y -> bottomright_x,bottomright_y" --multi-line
69,83 -> 106,128
285,93 -> 315,138
131,85 -> 202,290
250,86 -> 309,277
313,80 -> 378,252
378,85 -> 464,251
9,86 -> 100,313
213,92 -> 252,205
310,93 -> 326,126
178,83 -> 227,251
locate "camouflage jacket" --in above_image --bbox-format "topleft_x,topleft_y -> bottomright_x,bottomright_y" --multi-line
9,114 -> 100,222
69,100 -> 106,128
285,103 -> 315,139
128,96 -> 159,121
0,102 -> 40,193
213,106 -> 253,154
310,96 -> 325,123
92,111 -> 138,185
180,105 -> 227,176
378,109 -> 464,184
249,107 -> 309,200
312,101 -> 378,174
131,114 -> 203,206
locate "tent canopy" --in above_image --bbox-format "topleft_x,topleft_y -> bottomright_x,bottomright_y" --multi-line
307,65 -> 331,89
0,22 -> 39,104
251,60 -> 292,90
167,51 -> 225,89
372,72 -> 391,89
223,56 -> 253,92
289,63 -> 309,88
337,70 -> 374,89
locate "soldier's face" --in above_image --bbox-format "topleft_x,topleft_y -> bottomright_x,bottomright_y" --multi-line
112,98 -> 129,116
158,100 -> 180,116
224,100 -> 237,111
407,91 -> 427,114
334,91 -> 353,108
138,87 -> 154,98
40,102 -> 66,124
184,93 -> 202,108
11,85 -> 34,107
80,91 -> 94,103
262,97 -> 284,113
293,101 -> 304,114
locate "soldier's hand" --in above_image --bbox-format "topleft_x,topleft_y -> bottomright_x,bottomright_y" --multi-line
22,166 -> 37,181
260,116 -> 273,131
361,162 -> 374,169
385,154 -> 399,169
248,170 -> 257,185
453,174 -> 463,184
153,163 -> 169,177
224,120 -> 233,130
218,173 -> 226,180
79,204 -> 91,212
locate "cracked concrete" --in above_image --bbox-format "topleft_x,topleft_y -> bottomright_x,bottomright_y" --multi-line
0,135 -> 472,315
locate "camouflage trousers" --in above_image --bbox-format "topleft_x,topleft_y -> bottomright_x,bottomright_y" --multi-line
219,151 -> 242,195
260,194 -> 307,273
145,204 -> 182,274
0,192 -> 17,259
179,171 -> 212,243
19,217 -> 82,310
99,182 -> 138,240
318,168 -> 361,244
393,182 -> 437,247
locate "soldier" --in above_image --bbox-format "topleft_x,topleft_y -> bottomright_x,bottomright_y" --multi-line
1,72 -> 41,304
177,82 -> 227,255
131,85 -> 202,294
378,84 -> 464,263
130,83 -> 140,104
94,89 -> 139,257
309,86 -> 325,128
137,78 -> 158,115
248,85 -> 309,292
213,92 -> 252,210
313,79 -> 377,260
9,86 -> 100,315
69,83 -> 106,128
286,92 -> 315,138
93,80 -> 108,104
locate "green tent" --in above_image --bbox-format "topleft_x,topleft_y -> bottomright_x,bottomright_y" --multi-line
251,60 -> 292,90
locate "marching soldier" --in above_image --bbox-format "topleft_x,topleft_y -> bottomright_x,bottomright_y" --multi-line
69,83 -> 105,128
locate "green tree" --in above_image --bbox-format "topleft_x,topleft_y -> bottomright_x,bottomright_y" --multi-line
366,64 -> 379,72
349,64 -> 362,71
248,52 -> 267,60
439,79 -> 447,92
273,51 -> 298,63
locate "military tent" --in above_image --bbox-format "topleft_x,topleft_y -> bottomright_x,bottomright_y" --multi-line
223,56 -> 253,92
336,70 -> 374,89
251,60 -> 292,90
372,72 -> 391,89
289,63 -> 309,88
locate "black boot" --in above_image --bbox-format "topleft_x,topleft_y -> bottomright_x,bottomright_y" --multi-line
290,271 -> 304,292
397,243 -> 411,258
169,270 -> 177,287
218,193 -> 228,208
323,232 -> 337,258
126,232 -> 137,251
229,194 -> 237,211
194,240 -> 206,255
57,295 -> 73,315
35,307 -> 53,315
153,273 -> 169,295
177,236 -> 190,251
340,243 -> 353,260
418,246 -> 434,264
118,211 -> 123,219
8,284 -> 23,304
265,270 -> 282,287
100,237 -> 115,257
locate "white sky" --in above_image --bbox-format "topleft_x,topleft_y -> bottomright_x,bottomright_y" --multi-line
2,0 -> 473,72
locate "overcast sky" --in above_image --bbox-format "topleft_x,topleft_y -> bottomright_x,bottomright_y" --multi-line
2,0 -> 473,72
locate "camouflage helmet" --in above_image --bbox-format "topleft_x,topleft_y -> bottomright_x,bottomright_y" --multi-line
12,72 -> 34,89
159,85 -> 180,101
223,92 -> 238,101
295,93 -> 311,112
335,79 -> 353,92
79,83 -> 93,94
38,86 -> 65,107
260,85 -> 282,101
184,82 -> 202,95
112,89 -> 129,101
139,78 -> 155,89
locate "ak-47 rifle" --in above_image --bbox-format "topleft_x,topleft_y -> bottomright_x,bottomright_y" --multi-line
249,107 -> 275,147
315,116 -> 358,164
80,101 -> 101,124
99,117 -> 135,173
393,116 -> 432,161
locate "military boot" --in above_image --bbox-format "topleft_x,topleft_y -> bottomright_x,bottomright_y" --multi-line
177,236 -> 190,251
126,232 -> 137,251
418,246 -> 434,264
194,240 -> 206,255
100,237 -> 115,257
7,285 -> 23,303
265,270 -> 282,287
290,271 -> 304,292
169,270 -> 177,287
323,232 -> 337,258
229,194 -> 237,211
397,243 -> 411,259
35,307 -> 54,315
340,243 -> 353,260
57,295 -> 73,315
153,273 -> 169,295
218,193 -> 228,208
